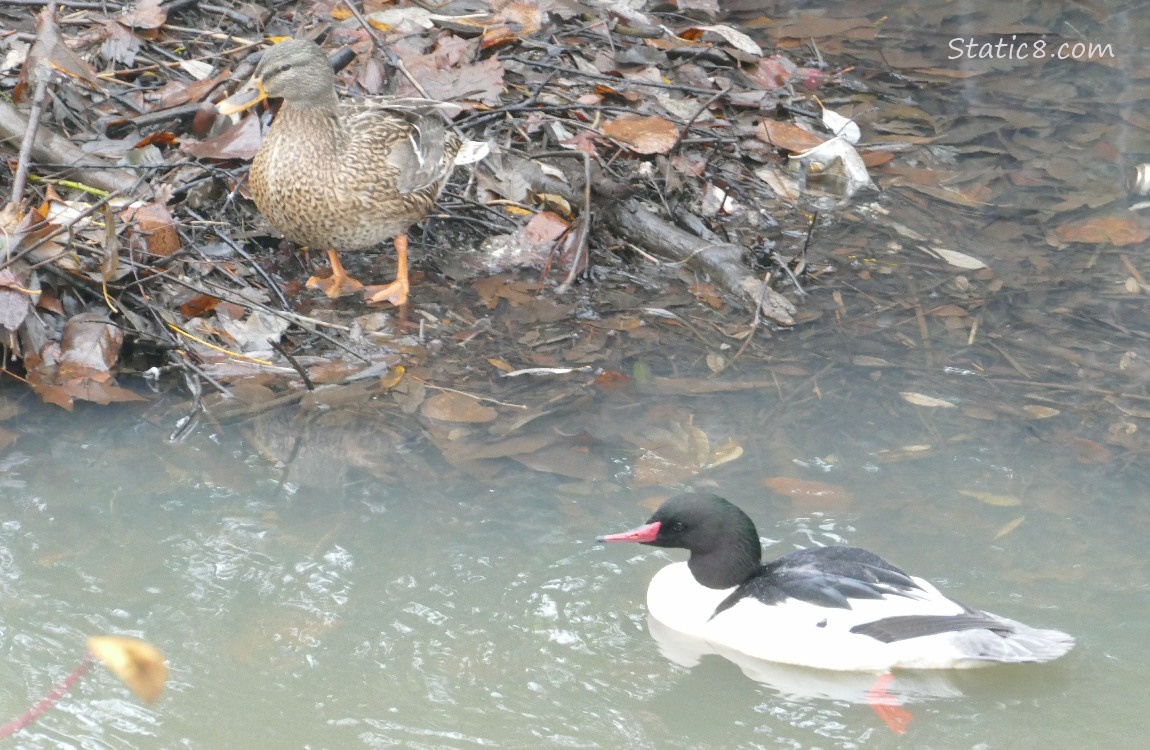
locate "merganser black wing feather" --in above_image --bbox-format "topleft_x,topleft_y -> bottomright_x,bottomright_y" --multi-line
850,613 -> 1014,643
713,546 -> 925,616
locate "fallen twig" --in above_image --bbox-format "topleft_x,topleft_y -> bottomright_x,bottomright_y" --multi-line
602,198 -> 796,326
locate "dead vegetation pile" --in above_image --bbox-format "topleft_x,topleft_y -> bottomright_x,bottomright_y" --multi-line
0,0 -> 865,421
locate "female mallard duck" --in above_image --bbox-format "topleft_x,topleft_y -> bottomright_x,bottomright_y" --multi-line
218,38 -> 461,305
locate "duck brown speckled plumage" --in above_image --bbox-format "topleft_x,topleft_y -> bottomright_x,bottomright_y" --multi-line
219,38 -> 462,305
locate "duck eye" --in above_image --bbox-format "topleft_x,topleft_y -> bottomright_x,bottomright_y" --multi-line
670,522 -> 687,533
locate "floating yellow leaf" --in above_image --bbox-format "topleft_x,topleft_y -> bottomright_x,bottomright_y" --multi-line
993,516 -> 1025,540
379,365 -> 405,390
87,636 -> 167,704
958,489 -> 1022,507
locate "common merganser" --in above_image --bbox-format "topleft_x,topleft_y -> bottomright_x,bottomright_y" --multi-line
598,494 -> 1075,672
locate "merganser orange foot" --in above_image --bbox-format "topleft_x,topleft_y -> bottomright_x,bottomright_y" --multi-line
598,494 -> 1075,672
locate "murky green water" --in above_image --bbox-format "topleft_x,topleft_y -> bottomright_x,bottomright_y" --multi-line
5,0 -> 1150,745
0,387 -> 1144,749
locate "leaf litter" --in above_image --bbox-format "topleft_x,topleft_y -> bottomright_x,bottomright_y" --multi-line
0,0 -> 1146,502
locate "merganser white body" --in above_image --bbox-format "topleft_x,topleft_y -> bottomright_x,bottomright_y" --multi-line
599,494 -> 1074,672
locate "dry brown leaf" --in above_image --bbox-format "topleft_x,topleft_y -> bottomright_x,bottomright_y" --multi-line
601,115 -> 679,155
747,55 -> 797,90
366,7 -> 437,33
755,120 -> 824,153
689,24 -> 762,57
0,269 -> 35,332
178,294 -> 221,318
154,68 -> 232,110
23,8 -> 100,93
523,210 -> 569,245
59,312 -> 124,372
183,113 -> 263,160
123,201 -> 180,257
397,38 -> 505,104
87,635 -> 167,704
117,0 -> 168,29
492,0 -> 543,34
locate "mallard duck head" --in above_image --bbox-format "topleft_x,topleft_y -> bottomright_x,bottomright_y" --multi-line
218,39 -> 338,115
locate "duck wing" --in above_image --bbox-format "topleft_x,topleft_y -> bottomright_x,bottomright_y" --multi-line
848,612 -> 1011,642
350,99 -> 459,194
712,546 -> 928,617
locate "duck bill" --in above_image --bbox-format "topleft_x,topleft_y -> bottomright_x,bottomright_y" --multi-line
597,520 -> 661,544
216,79 -> 268,115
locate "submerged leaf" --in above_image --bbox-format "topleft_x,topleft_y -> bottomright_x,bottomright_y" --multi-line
87,635 -> 167,704
1052,215 -> 1150,247
924,246 -> 987,270
628,417 -> 742,486
422,392 -> 498,423
957,489 -> 1021,507
762,476 -> 851,510
992,516 -> 1025,541
900,392 -> 956,408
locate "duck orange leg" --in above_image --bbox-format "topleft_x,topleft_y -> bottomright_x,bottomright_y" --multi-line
867,672 -> 913,734
306,249 -> 364,298
364,233 -> 410,307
